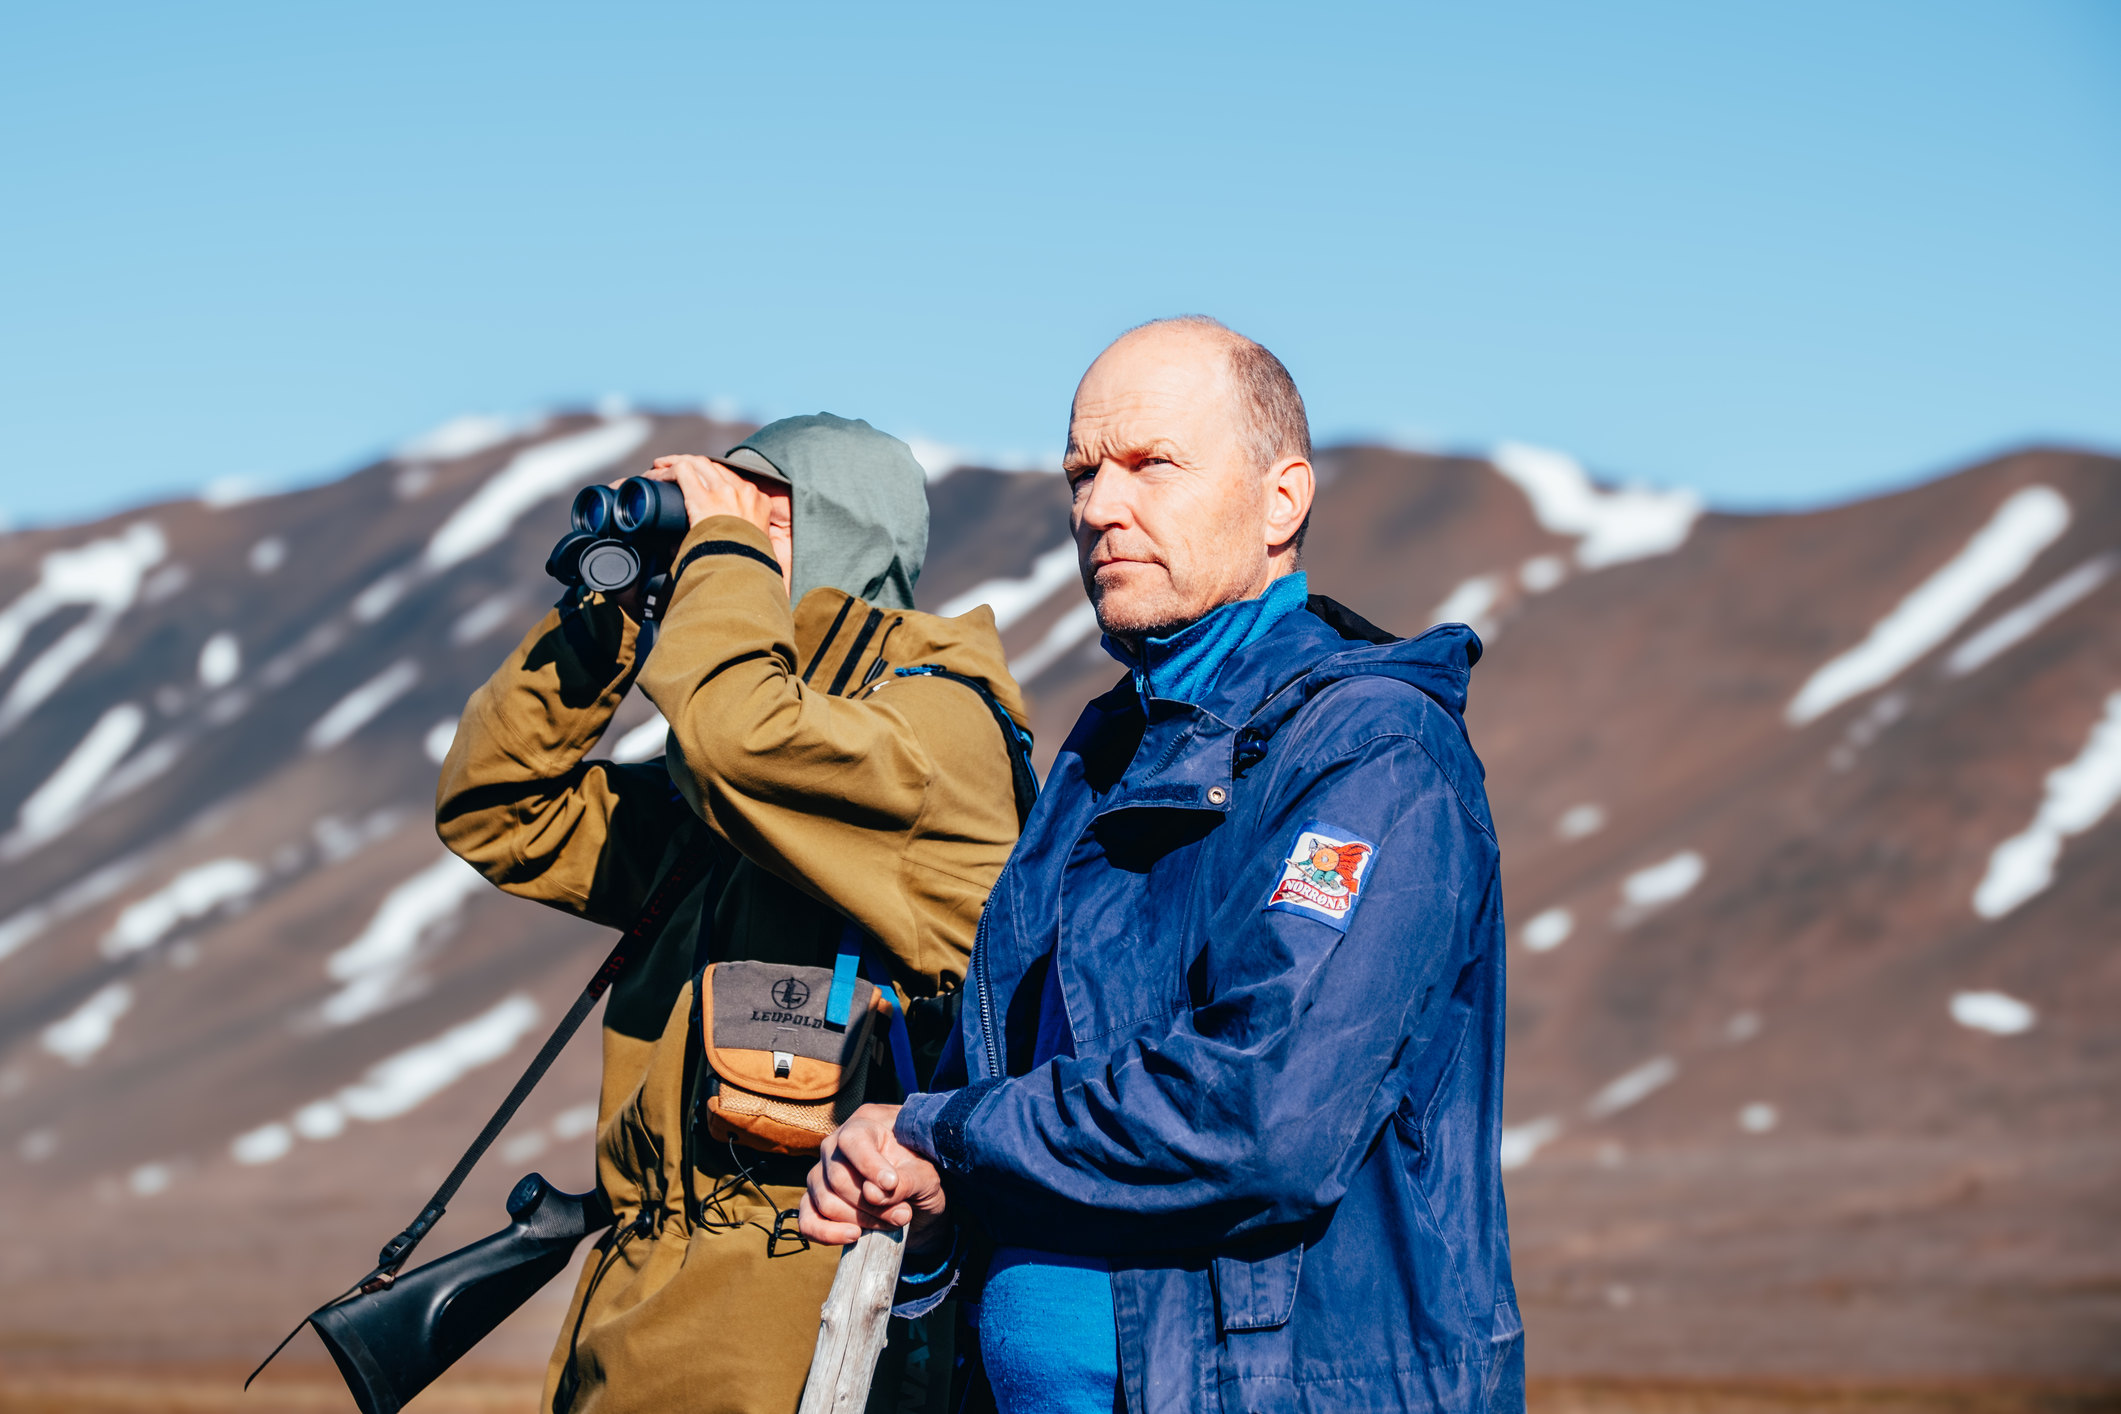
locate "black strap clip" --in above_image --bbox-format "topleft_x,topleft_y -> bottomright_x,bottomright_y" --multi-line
768,1207 -> 810,1258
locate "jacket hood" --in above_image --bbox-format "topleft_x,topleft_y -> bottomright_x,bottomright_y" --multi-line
1178,595 -> 1482,739
1302,600 -> 1481,723
726,413 -> 927,610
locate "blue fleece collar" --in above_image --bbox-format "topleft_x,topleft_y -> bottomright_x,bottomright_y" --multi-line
1103,572 -> 1310,707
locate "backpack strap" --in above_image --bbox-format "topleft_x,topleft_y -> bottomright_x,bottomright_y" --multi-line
888,665 -> 1039,825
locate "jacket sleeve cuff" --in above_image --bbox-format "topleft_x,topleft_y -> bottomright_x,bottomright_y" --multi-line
896,1079 -> 1002,1174
891,1223 -> 962,1317
671,515 -> 782,584
890,1278 -> 959,1322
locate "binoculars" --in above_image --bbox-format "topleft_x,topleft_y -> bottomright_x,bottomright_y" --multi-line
544,476 -> 690,603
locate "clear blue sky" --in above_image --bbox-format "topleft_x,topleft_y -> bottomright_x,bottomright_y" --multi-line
3,1 -> 2116,528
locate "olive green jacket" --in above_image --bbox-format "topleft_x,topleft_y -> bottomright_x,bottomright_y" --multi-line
435,514 -> 1026,1413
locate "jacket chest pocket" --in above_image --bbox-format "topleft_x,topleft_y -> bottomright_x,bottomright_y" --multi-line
1214,1242 -> 1304,1333
1059,802 -> 1221,1045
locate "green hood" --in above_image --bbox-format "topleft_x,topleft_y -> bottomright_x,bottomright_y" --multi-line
722,413 -> 927,610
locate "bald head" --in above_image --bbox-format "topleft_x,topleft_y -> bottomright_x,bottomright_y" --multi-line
1064,318 -> 1316,644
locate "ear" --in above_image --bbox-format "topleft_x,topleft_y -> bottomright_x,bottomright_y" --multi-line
1263,455 -> 1314,556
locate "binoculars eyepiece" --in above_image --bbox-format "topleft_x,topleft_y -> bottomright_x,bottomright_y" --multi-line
546,476 -> 691,610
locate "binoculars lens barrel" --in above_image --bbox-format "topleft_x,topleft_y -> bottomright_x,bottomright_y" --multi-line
548,477 -> 688,600
615,477 -> 689,536
571,485 -> 618,536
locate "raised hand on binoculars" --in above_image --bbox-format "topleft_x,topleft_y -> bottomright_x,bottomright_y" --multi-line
620,455 -> 793,594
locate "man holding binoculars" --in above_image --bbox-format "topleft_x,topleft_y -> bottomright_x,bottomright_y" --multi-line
435,414 -> 1030,1413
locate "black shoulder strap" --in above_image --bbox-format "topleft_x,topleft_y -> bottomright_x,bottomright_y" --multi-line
889,665 -> 1039,825
248,839 -> 712,1389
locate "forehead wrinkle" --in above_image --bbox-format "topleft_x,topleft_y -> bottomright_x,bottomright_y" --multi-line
1068,379 -> 1220,466
1066,418 -> 1191,471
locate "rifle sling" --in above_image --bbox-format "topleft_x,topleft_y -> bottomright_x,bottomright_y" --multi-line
247,839 -> 710,1390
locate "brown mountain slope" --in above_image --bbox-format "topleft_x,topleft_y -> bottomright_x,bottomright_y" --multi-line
0,418 -> 2114,1385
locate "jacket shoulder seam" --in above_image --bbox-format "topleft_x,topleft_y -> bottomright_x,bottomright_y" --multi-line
1288,693 -> 1495,845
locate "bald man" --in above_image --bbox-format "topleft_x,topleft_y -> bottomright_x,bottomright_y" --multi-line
803,318 -> 1524,1414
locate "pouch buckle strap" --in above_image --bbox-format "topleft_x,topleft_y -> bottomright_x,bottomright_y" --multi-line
824,951 -> 861,1028
836,921 -> 919,1097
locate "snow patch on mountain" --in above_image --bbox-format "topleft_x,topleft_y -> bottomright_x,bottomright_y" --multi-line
351,569 -> 414,624
1520,554 -> 1568,593
318,853 -> 486,1026
1009,601 -> 1101,684
905,438 -> 968,482
1946,552 -> 2116,678
502,1099 -> 602,1163
0,523 -> 167,737
1972,690 -> 2121,918
451,592 -> 526,645
1787,485 -> 2071,725
0,857 -> 145,965
42,983 -> 134,1066
248,537 -> 287,574
128,1161 -> 175,1196
1615,850 -> 1704,924
1431,574 -> 1502,637
1520,907 -> 1574,953
309,808 -> 405,867
1586,1055 -> 1679,1118
938,543 -> 1080,630
423,418 -> 651,572
423,718 -> 458,765
306,659 -> 420,752
199,477 -> 263,508
231,995 -> 541,1165
904,438 -> 1061,483
1489,443 -> 1703,570
259,622 -> 347,691
102,859 -> 265,958
396,413 -> 537,464
1951,990 -> 2036,1036
197,632 -> 241,689
1500,1116 -> 1562,1171
3,703 -> 148,858
609,713 -> 669,764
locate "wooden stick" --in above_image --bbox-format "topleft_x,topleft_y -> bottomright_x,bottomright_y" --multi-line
797,1226 -> 907,1414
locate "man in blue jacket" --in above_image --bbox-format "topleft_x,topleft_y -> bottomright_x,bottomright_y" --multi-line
801,316 -> 1523,1414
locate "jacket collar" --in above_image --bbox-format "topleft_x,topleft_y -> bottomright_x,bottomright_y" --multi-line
1087,595 -> 1482,741
1101,572 -> 1311,709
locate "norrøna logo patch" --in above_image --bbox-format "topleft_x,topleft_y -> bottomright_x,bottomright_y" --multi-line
1263,822 -> 1376,932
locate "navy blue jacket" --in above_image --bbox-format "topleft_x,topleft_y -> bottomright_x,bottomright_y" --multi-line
899,599 -> 1524,1414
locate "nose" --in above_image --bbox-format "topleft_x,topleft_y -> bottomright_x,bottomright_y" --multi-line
1075,463 -> 1132,536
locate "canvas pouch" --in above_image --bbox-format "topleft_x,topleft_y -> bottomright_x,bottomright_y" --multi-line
698,959 -> 887,1156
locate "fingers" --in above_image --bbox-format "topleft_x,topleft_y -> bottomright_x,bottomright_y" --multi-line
803,1106 -> 936,1236
805,1152 -> 912,1237
797,1190 -> 863,1247
814,1136 -> 905,1221
833,1117 -> 900,1193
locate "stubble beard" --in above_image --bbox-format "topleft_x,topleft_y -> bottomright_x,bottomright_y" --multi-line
1089,560 -> 1230,646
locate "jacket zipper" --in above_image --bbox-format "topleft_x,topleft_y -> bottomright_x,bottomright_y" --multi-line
972,902 -> 1003,1081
